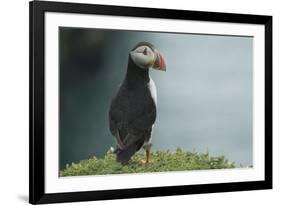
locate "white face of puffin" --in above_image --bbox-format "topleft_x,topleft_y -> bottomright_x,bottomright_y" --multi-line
130,45 -> 156,69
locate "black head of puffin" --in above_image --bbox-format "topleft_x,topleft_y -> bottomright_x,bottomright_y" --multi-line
130,42 -> 166,71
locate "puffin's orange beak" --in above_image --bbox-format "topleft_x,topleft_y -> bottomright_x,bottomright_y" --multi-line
152,50 -> 166,71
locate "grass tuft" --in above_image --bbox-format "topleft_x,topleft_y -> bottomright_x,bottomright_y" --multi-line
60,148 -> 235,177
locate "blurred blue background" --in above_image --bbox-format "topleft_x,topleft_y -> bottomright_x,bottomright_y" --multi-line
59,27 -> 253,170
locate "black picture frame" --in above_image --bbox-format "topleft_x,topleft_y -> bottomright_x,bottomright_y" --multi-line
29,0 -> 272,204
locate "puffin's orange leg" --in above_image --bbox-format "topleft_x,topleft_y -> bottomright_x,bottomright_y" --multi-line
146,150 -> 150,163
141,150 -> 152,164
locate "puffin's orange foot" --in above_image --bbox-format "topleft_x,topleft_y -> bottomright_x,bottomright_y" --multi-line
140,159 -> 146,164
140,159 -> 153,164
140,150 -> 153,164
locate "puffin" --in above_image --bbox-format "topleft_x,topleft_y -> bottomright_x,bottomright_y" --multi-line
109,42 -> 166,165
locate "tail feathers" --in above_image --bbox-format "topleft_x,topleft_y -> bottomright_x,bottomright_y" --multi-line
116,144 -> 138,165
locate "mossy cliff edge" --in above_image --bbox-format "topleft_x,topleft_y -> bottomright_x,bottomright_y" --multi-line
60,148 -> 235,176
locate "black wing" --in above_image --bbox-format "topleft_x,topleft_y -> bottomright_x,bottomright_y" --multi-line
109,84 -> 156,146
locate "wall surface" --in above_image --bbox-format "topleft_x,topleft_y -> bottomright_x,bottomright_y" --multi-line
0,0 -> 279,204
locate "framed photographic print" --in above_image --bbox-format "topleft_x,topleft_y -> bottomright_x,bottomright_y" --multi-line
29,0 -> 272,204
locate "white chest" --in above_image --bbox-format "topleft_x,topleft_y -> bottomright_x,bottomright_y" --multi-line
148,77 -> 157,106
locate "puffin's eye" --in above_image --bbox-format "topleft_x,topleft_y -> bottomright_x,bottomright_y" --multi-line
143,48 -> 147,55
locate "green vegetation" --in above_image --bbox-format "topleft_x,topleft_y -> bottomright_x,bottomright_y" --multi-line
60,148 -> 235,177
